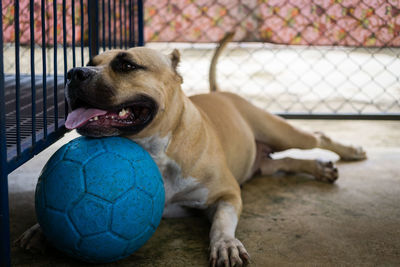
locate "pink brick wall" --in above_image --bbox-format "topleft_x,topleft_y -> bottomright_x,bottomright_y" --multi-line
145,0 -> 400,46
2,0 -> 400,47
2,0 -> 87,45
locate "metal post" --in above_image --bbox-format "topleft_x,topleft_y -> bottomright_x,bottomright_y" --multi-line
102,0 -> 106,51
63,0 -> 69,120
123,0 -> 127,49
0,0 -> 11,264
72,0 -> 76,68
41,0 -> 47,139
137,0 -> 144,46
119,0 -> 123,49
112,0 -> 116,48
15,0 -> 21,155
88,0 -> 99,58
54,0 -> 59,129
108,0 -> 111,49
80,0 -> 84,66
0,172 -> 10,267
31,0 -> 36,144
128,0 -> 133,47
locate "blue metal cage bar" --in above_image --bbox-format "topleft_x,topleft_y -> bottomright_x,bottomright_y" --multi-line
102,0 -> 106,51
80,0 -> 85,67
119,0 -> 122,49
0,0 -> 144,265
30,0 -> 36,145
41,0 -> 48,140
14,0 -> 21,156
72,1 -> 76,69
0,0 -> 10,264
108,0 -> 112,50
54,0 -> 59,130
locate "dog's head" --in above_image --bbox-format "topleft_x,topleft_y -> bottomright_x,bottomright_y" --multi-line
65,47 -> 183,137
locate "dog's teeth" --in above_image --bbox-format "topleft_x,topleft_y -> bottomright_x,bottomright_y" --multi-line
119,108 -> 127,117
89,119 -> 93,122
111,116 -> 115,119
94,116 -> 98,121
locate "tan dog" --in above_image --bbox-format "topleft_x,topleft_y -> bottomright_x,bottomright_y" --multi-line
16,35 -> 366,266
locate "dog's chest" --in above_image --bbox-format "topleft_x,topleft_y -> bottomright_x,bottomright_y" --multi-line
134,135 -> 209,216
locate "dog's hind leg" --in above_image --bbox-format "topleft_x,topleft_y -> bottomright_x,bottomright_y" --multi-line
261,120 -> 367,161
223,92 -> 366,161
313,131 -> 366,161
251,142 -> 338,183
260,123 -> 367,161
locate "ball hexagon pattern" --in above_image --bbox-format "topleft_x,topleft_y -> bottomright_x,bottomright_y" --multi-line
35,136 -> 165,263
84,153 -> 136,202
69,194 -> 112,236
111,189 -> 153,240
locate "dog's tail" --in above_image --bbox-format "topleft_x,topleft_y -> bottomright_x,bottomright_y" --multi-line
209,32 -> 235,92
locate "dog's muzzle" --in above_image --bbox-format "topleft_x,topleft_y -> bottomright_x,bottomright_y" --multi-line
64,67 -> 158,137
66,67 -> 96,88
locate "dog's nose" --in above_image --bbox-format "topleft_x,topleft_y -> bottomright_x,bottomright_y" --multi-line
66,67 -> 92,85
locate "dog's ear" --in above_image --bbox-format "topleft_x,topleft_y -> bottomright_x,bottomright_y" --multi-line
170,49 -> 180,70
169,49 -> 183,84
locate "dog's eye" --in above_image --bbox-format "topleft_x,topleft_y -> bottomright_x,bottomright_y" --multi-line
121,62 -> 135,72
111,58 -> 145,73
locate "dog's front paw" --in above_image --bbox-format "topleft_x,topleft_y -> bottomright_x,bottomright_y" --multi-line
14,224 -> 47,253
210,236 -> 250,267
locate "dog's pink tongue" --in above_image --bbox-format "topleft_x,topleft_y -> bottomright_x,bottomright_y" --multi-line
65,108 -> 108,129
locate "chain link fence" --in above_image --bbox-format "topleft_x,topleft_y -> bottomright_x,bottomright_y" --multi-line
2,1 -> 399,117
145,0 -> 400,117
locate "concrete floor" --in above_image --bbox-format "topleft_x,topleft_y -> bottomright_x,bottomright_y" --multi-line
8,120 -> 400,266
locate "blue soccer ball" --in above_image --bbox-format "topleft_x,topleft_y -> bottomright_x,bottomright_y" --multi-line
35,136 -> 164,263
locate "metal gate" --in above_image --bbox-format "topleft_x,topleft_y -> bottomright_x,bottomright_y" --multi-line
0,1 -> 144,265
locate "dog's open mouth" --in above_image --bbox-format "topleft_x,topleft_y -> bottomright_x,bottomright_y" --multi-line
65,96 -> 157,134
